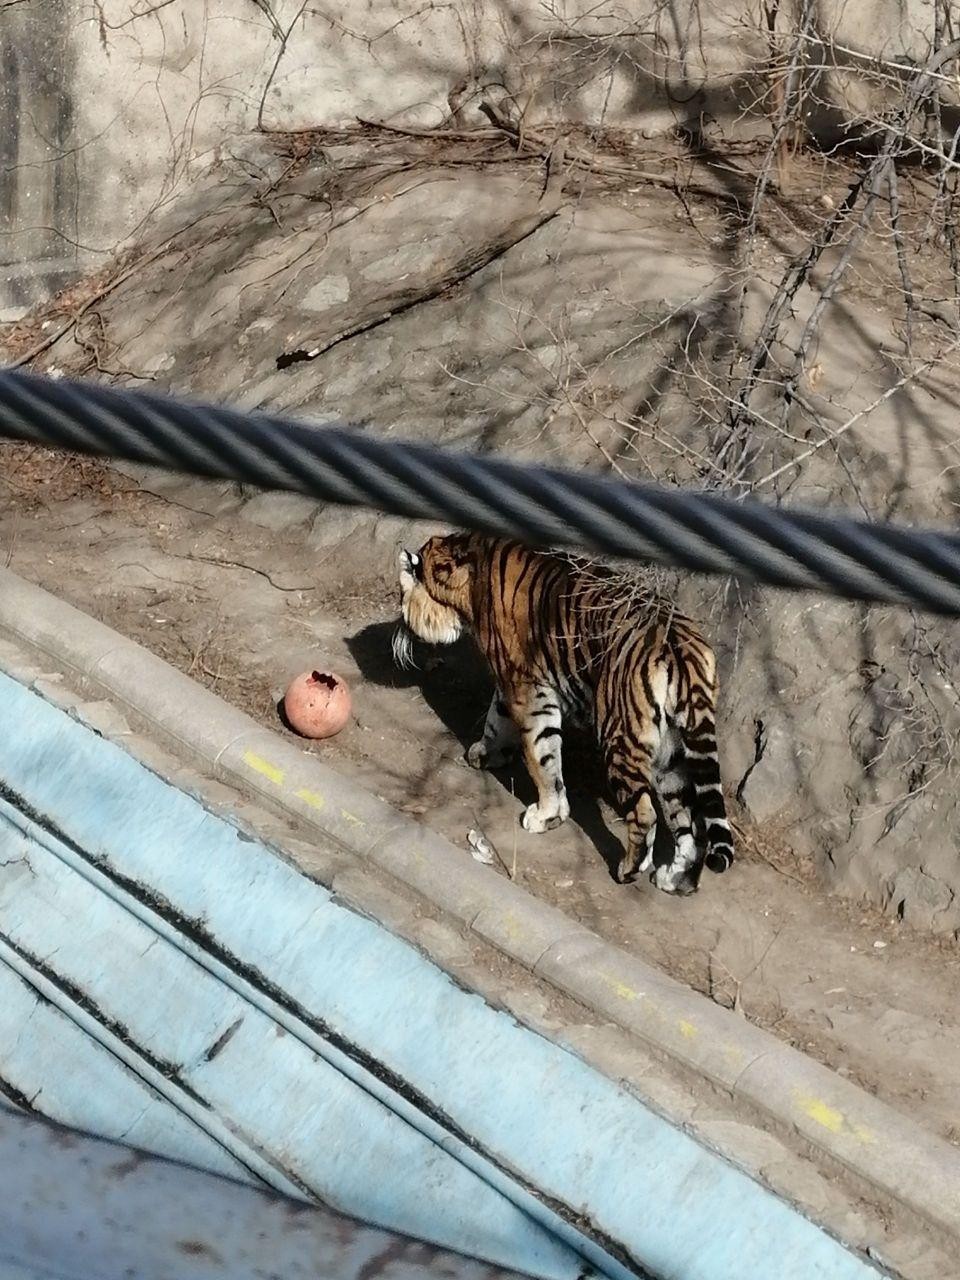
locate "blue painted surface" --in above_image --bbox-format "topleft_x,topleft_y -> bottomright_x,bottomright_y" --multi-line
0,1103 -> 534,1280
0,670 -> 880,1280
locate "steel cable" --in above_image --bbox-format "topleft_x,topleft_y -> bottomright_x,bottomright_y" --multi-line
2,368 -> 960,614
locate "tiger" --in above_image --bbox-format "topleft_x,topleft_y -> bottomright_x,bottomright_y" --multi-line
392,532 -> 734,895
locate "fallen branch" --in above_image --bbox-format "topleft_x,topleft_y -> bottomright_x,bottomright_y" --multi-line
356,117 -> 504,142
9,245 -> 176,370
277,139 -> 567,368
182,552 -> 317,592
477,100 -> 752,211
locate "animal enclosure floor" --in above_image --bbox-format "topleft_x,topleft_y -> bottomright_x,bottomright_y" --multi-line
1,454 -> 958,1158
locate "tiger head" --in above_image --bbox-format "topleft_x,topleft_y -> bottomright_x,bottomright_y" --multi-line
392,534 -> 474,669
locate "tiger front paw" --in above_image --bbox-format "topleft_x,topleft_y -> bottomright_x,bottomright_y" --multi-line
520,794 -> 569,834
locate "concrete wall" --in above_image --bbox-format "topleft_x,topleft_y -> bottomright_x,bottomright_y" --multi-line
0,0 -> 947,310
0,3 -> 79,309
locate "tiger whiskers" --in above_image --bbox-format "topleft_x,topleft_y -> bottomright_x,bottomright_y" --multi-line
391,622 -> 418,670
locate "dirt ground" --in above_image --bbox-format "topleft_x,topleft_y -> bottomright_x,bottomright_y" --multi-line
2,444 -> 958,1157
2,124 -> 960,1183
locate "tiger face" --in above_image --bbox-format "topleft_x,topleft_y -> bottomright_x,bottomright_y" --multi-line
392,536 -> 471,669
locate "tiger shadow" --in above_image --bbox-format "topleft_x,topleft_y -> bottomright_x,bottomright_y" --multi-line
346,621 -> 675,882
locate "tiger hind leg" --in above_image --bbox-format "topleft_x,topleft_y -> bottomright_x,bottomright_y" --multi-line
615,787 -> 658,884
650,737 -> 702,896
649,713 -> 733,893
604,745 -> 659,883
679,701 -> 734,876
515,685 -> 570,833
466,689 -> 519,770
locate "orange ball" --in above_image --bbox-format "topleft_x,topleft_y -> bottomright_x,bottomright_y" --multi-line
283,670 -> 351,739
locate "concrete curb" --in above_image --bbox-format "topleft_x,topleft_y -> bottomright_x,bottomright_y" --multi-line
1,564 -> 958,1246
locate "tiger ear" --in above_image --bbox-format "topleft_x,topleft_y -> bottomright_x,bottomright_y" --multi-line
398,548 -> 421,590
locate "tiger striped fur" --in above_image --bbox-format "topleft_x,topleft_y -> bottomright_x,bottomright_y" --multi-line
394,533 -> 734,895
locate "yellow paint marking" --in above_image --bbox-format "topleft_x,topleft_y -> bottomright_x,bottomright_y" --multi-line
798,1095 -> 844,1132
340,809 -> 364,827
294,788 -> 326,811
243,751 -> 285,787
677,1019 -> 698,1040
794,1092 -> 875,1143
497,911 -> 523,940
603,974 -> 640,1002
